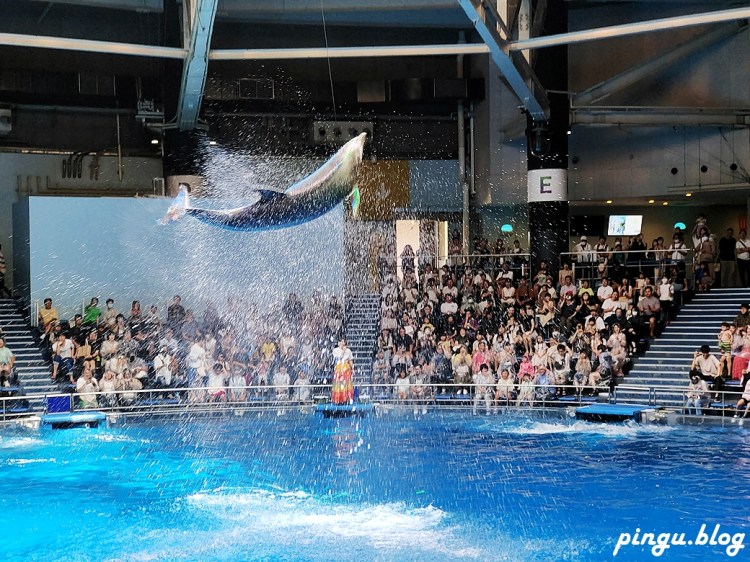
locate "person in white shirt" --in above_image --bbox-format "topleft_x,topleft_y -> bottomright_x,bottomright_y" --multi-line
293,368 -> 311,402
736,229 -> 750,287
52,333 -> 76,383
186,338 -> 206,387
75,368 -> 99,408
153,346 -> 173,387
206,362 -> 227,402
472,364 -> 494,415
596,277 -> 614,302
440,294 -> 458,316
657,276 -> 675,323
272,364 -> 291,401
228,367 -> 248,402
686,373 -> 709,416
600,295 -> 620,320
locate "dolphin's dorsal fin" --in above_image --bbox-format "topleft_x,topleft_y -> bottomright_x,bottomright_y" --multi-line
255,189 -> 286,201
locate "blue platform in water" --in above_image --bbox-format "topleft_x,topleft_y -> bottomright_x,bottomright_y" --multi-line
575,403 -> 657,423
315,403 -> 374,417
42,411 -> 107,429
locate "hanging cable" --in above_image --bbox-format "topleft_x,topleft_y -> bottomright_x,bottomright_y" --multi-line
320,0 -> 337,122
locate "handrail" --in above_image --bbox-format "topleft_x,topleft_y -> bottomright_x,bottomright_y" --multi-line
0,380 -> 744,422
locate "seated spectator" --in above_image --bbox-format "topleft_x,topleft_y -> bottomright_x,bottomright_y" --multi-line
38,297 -> 59,334
0,336 -> 15,387
494,369 -> 516,407
153,346 -> 173,387
686,372 -> 709,415
207,362 -> 227,403
691,345 -> 723,399
394,365 -> 411,401
694,261 -> 713,292
75,367 -> 99,408
451,345 -> 472,394
51,332 -> 76,383
292,367 -> 311,402
272,364 -> 290,401
637,286 -> 661,338
549,343 -> 571,392
371,351 -> 389,395
733,377 -> 750,424
573,351 -> 592,396
117,370 -> 142,405
99,370 -> 118,407
472,364 -> 494,414
516,372 -> 535,407
558,263 -> 575,289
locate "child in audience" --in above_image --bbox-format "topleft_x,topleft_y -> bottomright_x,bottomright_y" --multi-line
718,323 -> 733,376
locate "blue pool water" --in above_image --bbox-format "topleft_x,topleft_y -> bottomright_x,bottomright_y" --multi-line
0,411 -> 748,561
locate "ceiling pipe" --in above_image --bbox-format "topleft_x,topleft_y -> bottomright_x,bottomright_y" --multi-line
509,6 -> 750,51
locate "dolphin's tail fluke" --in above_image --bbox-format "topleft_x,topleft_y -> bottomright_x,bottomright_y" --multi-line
160,185 -> 190,225
348,186 -> 361,218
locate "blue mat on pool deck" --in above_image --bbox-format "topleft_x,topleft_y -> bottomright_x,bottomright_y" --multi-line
42,411 -> 107,429
315,403 -> 374,417
576,404 -> 657,423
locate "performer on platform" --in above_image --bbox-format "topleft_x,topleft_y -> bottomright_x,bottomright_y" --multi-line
331,338 -> 354,404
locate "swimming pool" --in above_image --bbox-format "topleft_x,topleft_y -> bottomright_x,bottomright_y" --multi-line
0,411 -> 747,561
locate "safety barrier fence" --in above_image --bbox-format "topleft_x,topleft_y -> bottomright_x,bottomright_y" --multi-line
0,381 -> 742,422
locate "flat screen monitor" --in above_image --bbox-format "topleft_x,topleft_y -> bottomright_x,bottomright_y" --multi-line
608,215 -> 643,236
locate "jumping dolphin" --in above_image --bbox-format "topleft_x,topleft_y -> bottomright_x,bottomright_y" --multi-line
161,132 -> 366,231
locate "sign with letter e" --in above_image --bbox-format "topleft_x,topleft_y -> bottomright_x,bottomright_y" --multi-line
527,169 -> 567,203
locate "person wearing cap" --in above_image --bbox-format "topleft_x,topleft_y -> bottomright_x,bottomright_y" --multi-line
686,372 -> 709,416
734,303 -> 750,329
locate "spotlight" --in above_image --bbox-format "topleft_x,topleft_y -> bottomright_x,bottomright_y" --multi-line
318,127 -> 327,138
730,163 -> 738,171
150,139 -> 159,145
662,202 -> 669,206
606,200 -> 612,204
670,167 -> 678,175
209,140 -> 217,146
348,128 -> 358,137
700,165 -> 708,173
685,193 -> 692,197
333,127 -> 342,138
648,199 -> 655,204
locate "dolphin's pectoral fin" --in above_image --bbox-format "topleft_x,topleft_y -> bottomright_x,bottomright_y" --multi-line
346,185 -> 361,218
255,189 -> 287,202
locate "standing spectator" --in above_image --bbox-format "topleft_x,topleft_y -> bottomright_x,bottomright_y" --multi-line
103,298 -> 119,326
718,228 -> 739,288
83,297 -> 101,326
657,276 -> 674,324
667,234 -> 688,271
153,346 -> 173,387
736,230 -> 750,287
692,215 -> 709,250
0,244 -> 10,298
186,336 -> 206,388
574,236 -> 594,281
167,295 -> 186,329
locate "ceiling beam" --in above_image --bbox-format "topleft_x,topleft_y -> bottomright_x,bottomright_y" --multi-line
457,0 -> 549,122
574,22 -> 747,107
0,32 -> 185,58
510,6 -> 750,51
210,43 -> 489,60
175,0 -> 219,131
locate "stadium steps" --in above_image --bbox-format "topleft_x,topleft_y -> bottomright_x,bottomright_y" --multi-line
345,294 -> 380,383
616,288 -> 750,407
0,298 -> 56,410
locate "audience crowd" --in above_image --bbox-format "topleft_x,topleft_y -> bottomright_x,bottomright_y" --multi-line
33,291 -> 344,408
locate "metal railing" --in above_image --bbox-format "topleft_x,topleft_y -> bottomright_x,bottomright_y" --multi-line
0,380 -> 744,423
